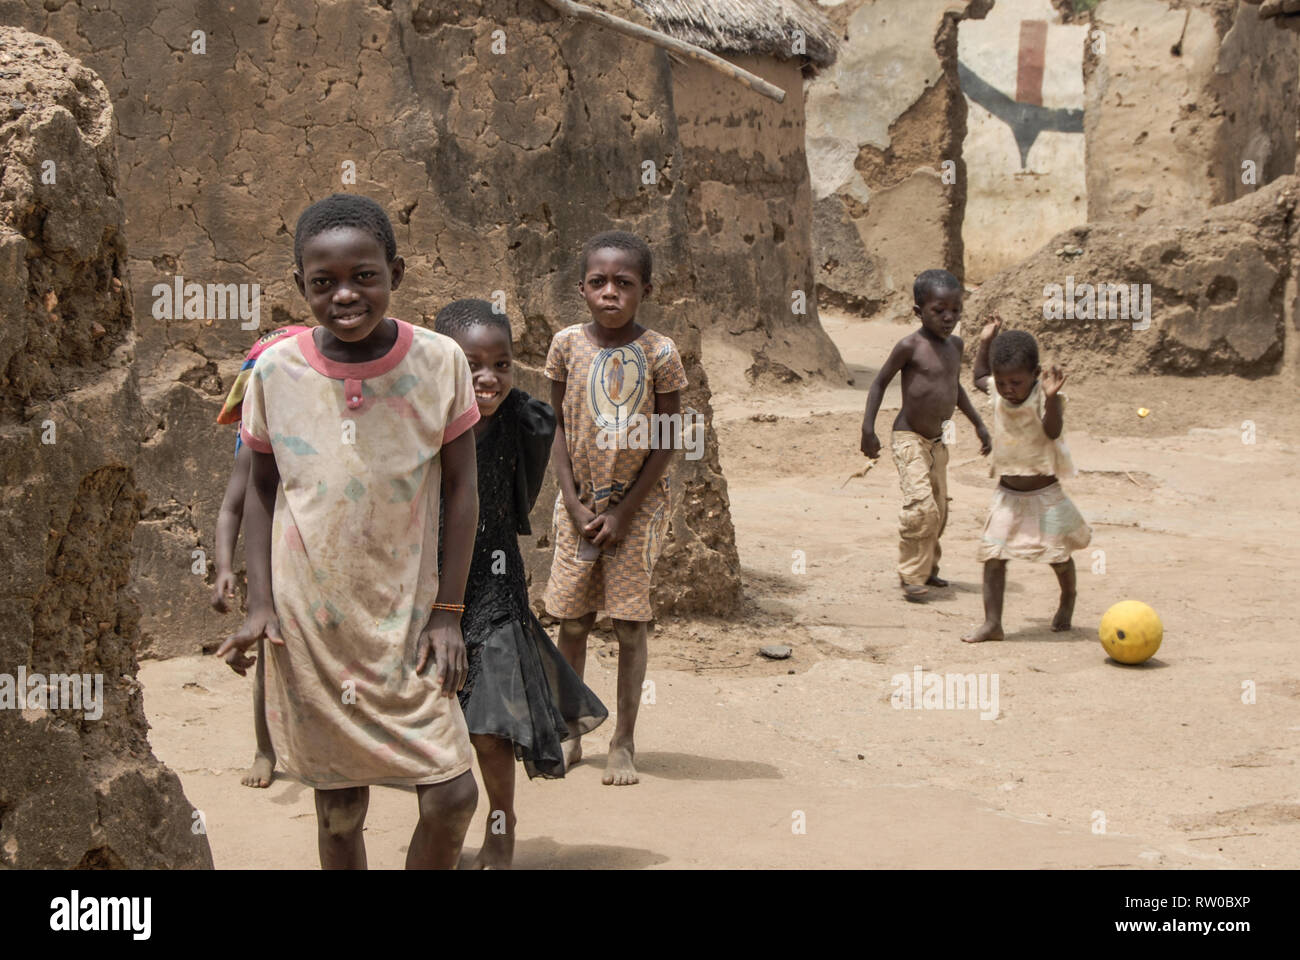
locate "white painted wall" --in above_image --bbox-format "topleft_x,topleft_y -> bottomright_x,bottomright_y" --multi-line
959,0 -> 1088,281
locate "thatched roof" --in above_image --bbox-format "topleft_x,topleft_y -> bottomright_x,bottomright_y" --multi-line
633,0 -> 839,69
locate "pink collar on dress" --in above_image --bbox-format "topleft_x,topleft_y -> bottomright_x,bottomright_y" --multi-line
295,318 -> 413,380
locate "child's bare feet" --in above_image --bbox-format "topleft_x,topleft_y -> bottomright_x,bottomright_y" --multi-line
562,737 -> 583,770
962,621 -> 1004,643
241,752 -> 274,788
472,816 -> 516,869
902,583 -> 929,602
1052,592 -> 1076,631
602,743 -> 638,786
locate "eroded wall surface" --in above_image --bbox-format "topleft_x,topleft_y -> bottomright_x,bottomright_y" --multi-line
805,0 -> 992,321
966,176 -> 1297,377
0,26 -> 213,868
672,53 -> 847,387
0,0 -> 746,655
1084,0 -> 1299,221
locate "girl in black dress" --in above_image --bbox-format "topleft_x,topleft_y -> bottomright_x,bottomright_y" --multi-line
436,299 -> 607,869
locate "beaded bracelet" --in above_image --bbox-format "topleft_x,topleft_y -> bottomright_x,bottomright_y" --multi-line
430,601 -> 465,614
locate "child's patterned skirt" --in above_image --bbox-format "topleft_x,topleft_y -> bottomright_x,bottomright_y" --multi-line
976,481 -> 1091,564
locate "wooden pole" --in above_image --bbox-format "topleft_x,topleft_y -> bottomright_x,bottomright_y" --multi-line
535,0 -> 787,103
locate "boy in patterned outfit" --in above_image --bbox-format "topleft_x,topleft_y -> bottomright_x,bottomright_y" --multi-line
544,231 -> 688,786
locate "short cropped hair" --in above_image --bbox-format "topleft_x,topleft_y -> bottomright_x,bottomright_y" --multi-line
434,298 -> 512,342
294,194 -> 397,269
579,230 -> 652,284
990,329 -> 1040,372
913,268 -> 962,306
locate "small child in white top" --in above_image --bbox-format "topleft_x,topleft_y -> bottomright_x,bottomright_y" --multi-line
963,317 -> 1091,643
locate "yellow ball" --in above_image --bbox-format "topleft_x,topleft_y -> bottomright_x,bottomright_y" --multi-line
1099,600 -> 1163,664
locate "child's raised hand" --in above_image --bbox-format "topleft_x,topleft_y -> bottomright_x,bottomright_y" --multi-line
979,316 -> 1002,343
585,509 -> 625,548
217,608 -> 283,676
417,610 -> 467,697
1042,364 -> 1066,397
210,569 -> 238,613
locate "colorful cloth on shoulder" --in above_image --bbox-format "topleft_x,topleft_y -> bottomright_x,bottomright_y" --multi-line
216,325 -> 311,425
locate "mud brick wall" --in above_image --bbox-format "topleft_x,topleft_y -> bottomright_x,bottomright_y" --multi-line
0,26 -> 213,868
671,52 -> 847,387
966,176 -> 1299,377
0,0 -> 751,656
1084,0 -> 1299,221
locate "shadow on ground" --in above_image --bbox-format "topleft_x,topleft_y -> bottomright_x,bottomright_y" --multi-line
579,751 -> 783,782
461,836 -> 669,870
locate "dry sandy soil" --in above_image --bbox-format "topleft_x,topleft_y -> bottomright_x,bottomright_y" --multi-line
139,311 -> 1300,868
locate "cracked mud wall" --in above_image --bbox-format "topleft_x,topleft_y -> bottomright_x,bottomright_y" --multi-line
0,26 -> 213,868
670,53 -> 848,388
1,0 -> 744,654
1084,0 -> 1299,222
804,0 -> 992,321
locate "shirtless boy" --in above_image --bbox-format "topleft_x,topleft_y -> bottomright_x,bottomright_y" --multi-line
860,269 -> 992,601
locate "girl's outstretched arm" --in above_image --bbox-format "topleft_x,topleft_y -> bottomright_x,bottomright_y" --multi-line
418,429 -> 477,697
1040,365 -> 1066,439
212,442 -> 253,612
973,316 -> 1001,393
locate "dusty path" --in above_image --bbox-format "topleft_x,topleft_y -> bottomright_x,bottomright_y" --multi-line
140,312 -> 1300,868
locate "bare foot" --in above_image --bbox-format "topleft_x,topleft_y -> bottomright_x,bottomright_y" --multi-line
902,583 -> 929,603
471,817 -> 516,870
962,621 -> 1005,643
1052,592 -> 1076,631
602,744 -> 638,786
562,737 -> 583,770
925,574 -> 949,587
241,753 -> 275,788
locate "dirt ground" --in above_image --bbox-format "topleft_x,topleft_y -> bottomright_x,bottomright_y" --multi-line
139,311 -> 1300,868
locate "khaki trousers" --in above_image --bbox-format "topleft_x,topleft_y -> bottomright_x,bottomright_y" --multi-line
891,431 -> 949,585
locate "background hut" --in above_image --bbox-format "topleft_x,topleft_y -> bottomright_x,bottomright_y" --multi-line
636,0 -> 848,387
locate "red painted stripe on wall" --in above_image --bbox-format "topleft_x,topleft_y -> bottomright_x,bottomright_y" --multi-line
1016,20 -> 1048,106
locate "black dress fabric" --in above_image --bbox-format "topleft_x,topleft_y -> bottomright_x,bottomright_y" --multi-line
454,388 -> 607,778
